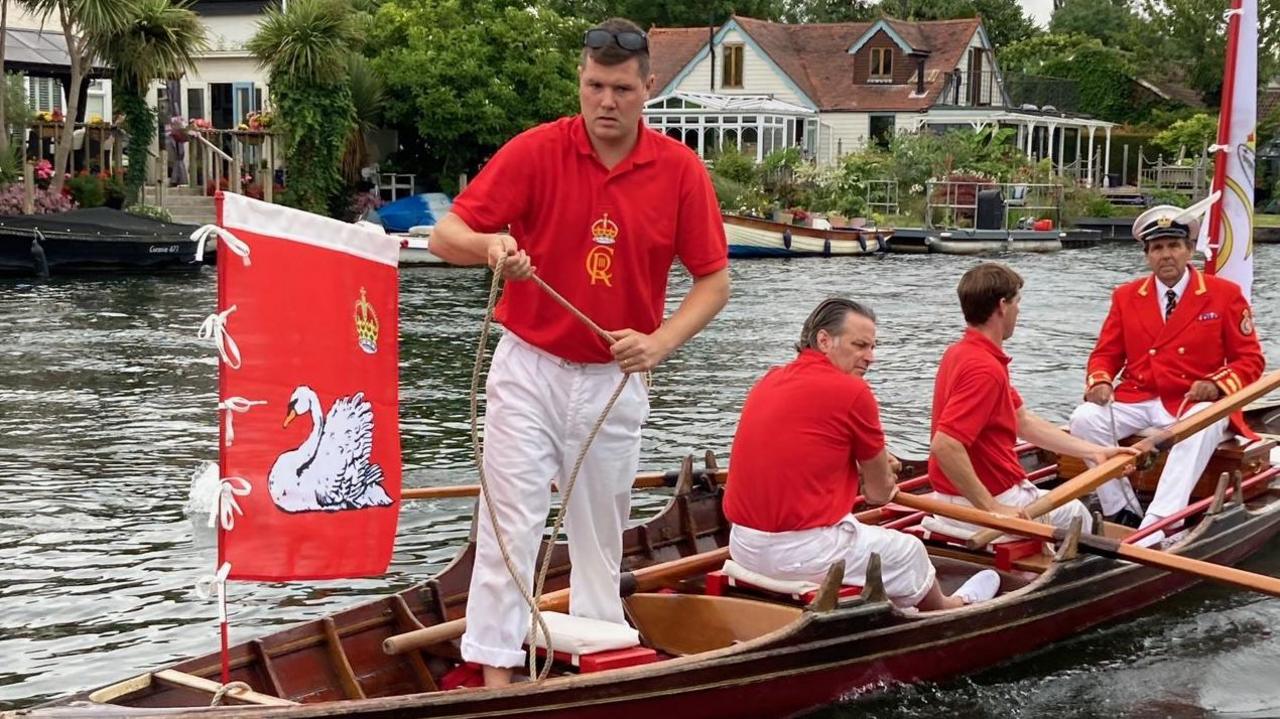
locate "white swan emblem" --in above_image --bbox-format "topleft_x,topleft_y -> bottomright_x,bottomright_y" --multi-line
268,386 -> 392,513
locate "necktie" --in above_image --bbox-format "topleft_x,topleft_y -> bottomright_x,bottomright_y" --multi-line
1165,289 -> 1177,319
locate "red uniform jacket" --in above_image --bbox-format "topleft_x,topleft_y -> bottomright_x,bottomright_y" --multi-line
1085,265 -> 1264,435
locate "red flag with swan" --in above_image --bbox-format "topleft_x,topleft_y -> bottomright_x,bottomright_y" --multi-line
204,192 -> 402,581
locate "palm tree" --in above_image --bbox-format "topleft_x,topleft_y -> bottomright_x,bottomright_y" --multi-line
341,53 -> 385,185
97,0 -> 207,201
247,0 -> 360,215
19,0 -> 136,194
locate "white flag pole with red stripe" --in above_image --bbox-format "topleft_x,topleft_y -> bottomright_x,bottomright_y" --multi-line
1200,0 -> 1256,302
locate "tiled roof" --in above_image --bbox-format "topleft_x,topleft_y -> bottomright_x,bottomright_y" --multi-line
650,15 -> 984,112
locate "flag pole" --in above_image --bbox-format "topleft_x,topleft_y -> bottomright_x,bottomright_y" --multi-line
1204,0 -> 1244,275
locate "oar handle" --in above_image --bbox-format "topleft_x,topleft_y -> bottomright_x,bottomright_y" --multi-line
382,547 -> 731,655
894,491 -> 1280,599
968,369 -> 1280,547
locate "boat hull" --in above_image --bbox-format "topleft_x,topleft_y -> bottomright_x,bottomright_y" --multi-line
926,229 -> 1063,255
28,459 -> 1280,719
723,215 -> 884,258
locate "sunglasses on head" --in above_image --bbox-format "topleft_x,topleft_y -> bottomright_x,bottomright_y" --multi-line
583,28 -> 648,52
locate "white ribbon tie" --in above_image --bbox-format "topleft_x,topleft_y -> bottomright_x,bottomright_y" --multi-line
208,476 -> 252,531
198,305 -> 242,370
190,225 -> 252,266
218,397 -> 266,447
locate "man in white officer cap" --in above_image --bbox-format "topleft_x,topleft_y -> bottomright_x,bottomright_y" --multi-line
1068,198 -> 1264,547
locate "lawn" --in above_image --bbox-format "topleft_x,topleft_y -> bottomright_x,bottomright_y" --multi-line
1256,213 -> 1280,228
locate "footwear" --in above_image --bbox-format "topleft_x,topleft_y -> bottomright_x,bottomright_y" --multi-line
1107,509 -> 1143,528
954,569 -> 1001,604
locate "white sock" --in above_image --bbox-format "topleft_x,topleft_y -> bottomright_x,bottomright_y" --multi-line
954,569 -> 1001,604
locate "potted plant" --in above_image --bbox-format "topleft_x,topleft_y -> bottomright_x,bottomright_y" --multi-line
234,111 -> 272,145
35,109 -> 64,138
168,116 -> 190,143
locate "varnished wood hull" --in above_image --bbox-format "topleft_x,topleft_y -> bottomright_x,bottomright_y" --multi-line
723,215 -> 887,258
22,433 -> 1280,719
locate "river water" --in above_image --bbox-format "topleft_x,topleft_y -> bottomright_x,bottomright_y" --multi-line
1,244 -> 1278,716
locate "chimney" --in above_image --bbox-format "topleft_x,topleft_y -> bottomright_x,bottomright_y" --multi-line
910,50 -> 930,95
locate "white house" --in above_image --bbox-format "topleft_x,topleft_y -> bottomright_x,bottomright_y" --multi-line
2,1 -> 112,122
149,0 -> 273,131
647,16 -> 1117,184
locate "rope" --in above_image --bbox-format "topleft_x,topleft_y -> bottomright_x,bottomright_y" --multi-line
209,681 -> 252,707
470,255 -> 636,681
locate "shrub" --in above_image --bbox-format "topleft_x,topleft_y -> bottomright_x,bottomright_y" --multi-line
0,183 -> 76,216
66,172 -> 106,208
1150,114 -> 1218,158
126,204 -> 174,223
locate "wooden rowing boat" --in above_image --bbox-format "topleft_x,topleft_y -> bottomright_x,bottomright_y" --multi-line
723,214 -> 889,258
16,412 -> 1280,719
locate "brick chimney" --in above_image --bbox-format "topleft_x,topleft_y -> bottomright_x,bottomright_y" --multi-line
910,50 -> 931,95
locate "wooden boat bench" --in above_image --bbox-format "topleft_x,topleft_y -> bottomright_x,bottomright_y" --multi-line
527,611 -> 659,674
903,523 -> 1044,571
705,560 -> 862,605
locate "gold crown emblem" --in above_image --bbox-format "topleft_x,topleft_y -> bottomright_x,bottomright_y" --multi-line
354,287 -> 379,354
1156,216 -> 1173,228
591,213 -> 619,245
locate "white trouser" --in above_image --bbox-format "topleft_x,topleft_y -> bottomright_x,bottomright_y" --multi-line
1069,398 -> 1226,519
729,516 -> 935,608
929,480 -> 1094,536
460,332 -> 649,668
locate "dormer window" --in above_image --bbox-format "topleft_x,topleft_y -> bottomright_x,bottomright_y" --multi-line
870,48 -> 893,83
722,45 -> 744,88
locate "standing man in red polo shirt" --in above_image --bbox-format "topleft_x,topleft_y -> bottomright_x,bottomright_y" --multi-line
928,263 -> 1137,538
430,18 -> 729,686
726,298 -> 1001,610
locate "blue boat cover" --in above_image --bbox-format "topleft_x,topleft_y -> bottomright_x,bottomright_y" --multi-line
372,193 -> 453,232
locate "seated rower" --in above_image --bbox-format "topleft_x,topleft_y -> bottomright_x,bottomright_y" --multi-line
725,298 -> 1001,611
1068,204 -> 1264,546
928,263 -> 1139,538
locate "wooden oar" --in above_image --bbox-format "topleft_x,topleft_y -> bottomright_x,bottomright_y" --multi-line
401,467 -> 729,501
894,491 -> 1280,598
968,369 -> 1280,548
401,456 -> 936,501
382,546 -> 730,655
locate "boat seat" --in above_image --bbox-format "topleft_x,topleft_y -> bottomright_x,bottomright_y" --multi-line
906,519 -> 1043,571
705,559 -> 861,604
525,611 -> 658,674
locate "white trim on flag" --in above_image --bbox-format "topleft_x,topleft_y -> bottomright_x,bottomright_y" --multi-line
220,193 -> 401,268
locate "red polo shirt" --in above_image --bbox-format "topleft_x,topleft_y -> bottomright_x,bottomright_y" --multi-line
450,116 -> 728,363
928,329 -> 1026,497
725,350 -> 886,532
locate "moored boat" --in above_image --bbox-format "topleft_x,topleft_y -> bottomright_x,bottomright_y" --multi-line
925,228 -> 1064,255
395,226 -> 448,267
17,405 -> 1280,719
0,208 -> 202,276
724,214 -> 889,258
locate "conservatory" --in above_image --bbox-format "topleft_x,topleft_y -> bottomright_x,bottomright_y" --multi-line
642,91 -> 817,161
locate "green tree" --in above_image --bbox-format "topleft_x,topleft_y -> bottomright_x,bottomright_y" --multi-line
248,0 -> 359,215
368,0 -> 584,189
882,0 -> 1037,47
98,0 -> 206,202
20,0 -> 136,193
1050,0 -> 1141,50
546,0 -> 786,28
1138,0 -> 1280,106
341,53 -> 386,185
1149,112 -> 1218,157
781,0 -> 877,22
1000,33 -> 1156,123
